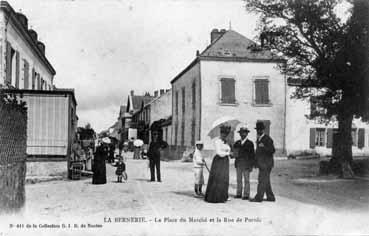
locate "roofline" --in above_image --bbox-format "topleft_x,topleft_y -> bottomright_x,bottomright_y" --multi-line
2,88 -> 77,106
170,57 -> 199,84
143,89 -> 172,108
199,56 -> 286,63
0,1 -> 56,76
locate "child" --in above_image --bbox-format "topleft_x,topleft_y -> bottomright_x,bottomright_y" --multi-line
115,156 -> 127,183
193,141 -> 205,196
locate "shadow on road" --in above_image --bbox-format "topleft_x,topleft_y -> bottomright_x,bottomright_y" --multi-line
172,190 -> 205,200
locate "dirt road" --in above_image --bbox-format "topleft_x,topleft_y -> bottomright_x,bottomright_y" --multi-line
1,155 -> 368,236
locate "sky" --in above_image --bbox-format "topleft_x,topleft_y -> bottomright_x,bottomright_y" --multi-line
6,0 -> 261,131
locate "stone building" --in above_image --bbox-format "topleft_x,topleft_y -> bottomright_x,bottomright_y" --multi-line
170,29 -> 286,154
0,1 -> 55,90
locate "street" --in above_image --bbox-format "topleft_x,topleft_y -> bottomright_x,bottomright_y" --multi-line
1,153 -> 369,236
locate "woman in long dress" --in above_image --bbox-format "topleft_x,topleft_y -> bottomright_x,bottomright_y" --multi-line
204,125 -> 231,203
92,140 -> 108,184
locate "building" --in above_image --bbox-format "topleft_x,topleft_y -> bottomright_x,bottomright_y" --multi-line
170,29 -> 286,154
286,79 -> 369,156
122,90 -> 154,142
0,1 -> 55,90
144,89 -> 172,144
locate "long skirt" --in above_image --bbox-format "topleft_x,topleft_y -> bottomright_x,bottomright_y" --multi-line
204,155 -> 229,203
92,160 -> 107,184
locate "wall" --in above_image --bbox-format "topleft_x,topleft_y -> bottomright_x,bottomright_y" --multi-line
149,90 -> 172,126
286,86 -> 369,156
171,62 -> 201,149
0,99 -> 27,212
0,11 -> 54,89
200,60 -> 286,153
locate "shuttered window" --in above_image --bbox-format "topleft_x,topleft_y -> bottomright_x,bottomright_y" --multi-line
32,68 -> 35,89
351,129 -> 357,146
5,41 -> 12,85
358,128 -> 365,149
23,60 -> 29,89
181,87 -> 185,146
175,91 -> 179,116
309,128 -> 316,148
15,51 -> 20,88
326,128 -> 333,148
192,81 -> 196,110
255,79 -> 269,104
220,78 -> 235,104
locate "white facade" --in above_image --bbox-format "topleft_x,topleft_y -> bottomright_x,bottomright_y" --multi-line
0,3 -> 55,89
200,60 -> 286,152
286,86 -> 369,156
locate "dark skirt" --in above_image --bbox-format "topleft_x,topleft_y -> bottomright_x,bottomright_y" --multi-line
92,160 -> 107,184
204,155 -> 229,203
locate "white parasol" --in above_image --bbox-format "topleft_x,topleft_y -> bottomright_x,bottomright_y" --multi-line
133,139 -> 144,147
207,116 -> 241,139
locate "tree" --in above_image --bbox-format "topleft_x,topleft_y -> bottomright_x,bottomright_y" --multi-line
245,0 -> 369,177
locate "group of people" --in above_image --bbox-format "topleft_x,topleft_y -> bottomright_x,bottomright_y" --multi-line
90,121 -> 276,204
193,121 -> 276,203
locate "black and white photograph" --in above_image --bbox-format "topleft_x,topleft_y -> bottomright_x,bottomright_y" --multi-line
0,0 -> 368,235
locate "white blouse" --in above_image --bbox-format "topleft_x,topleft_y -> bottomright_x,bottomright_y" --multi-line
214,137 -> 231,157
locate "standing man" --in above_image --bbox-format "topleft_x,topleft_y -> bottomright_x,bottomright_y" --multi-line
250,121 -> 276,202
147,129 -> 168,182
233,125 -> 255,200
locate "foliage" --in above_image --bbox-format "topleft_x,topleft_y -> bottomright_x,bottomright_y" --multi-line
245,0 -> 368,122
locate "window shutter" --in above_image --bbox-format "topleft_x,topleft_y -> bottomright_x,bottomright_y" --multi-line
192,81 -> 196,110
221,78 -> 235,103
32,68 -> 35,89
255,79 -> 269,104
5,41 -> 12,85
326,128 -> 333,148
309,128 -> 316,148
358,128 -> 365,149
24,60 -> 29,89
15,51 -> 20,88
37,74 -> 41,90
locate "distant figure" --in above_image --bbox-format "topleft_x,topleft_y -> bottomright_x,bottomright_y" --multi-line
115,156 -> 127,183
193,141 -> 205,197
92,138 -> 109,185
147,130 -> 168,182
233,125 -> 255,200
204,125 -> 231,203
250,121 -> 276,202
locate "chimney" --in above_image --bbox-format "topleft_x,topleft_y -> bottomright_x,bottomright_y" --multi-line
28,29 -> 38,41
210,28 -> 226,43
37,41 -> 45,54
154,90 -> 158,97
130,90 -> 134,96
160,89 -> 165,96
16,12 -> 28,29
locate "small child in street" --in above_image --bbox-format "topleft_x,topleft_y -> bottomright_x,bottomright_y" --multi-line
115,156 -> 127,183
193,140 -> 205,197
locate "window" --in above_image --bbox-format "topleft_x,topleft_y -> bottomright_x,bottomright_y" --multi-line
315,128 -> 326,146
182,87 -> 185,114
181,87 -> 185,146
23,59 -> 29,89
254,79 -> 270,105
220,78 -> 236,104
175,91 -> 179,116
192,81 -> 196,110
191,119 -> 195,146
310,96 -> 327,116
174,123 -> 178,146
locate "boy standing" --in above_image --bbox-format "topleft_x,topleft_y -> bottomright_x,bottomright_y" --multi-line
193,141 -> 205,196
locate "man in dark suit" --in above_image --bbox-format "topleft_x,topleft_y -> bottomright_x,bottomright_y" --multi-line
250,121 -> 276,202
147,129 -> 168,182
233,126 -> 255,200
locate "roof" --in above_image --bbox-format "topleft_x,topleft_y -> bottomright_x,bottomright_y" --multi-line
3,88 -> 77,106
0,1 -> 56,76
119,105 -> 127,118
131,95 -> 154,111
171,29 -> 284,84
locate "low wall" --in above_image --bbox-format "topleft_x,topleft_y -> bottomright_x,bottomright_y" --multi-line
26,161 -> 67,177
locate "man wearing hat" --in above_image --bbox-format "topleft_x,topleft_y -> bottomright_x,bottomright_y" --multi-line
250,121 -> 276,202
233,125 -> 255,200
